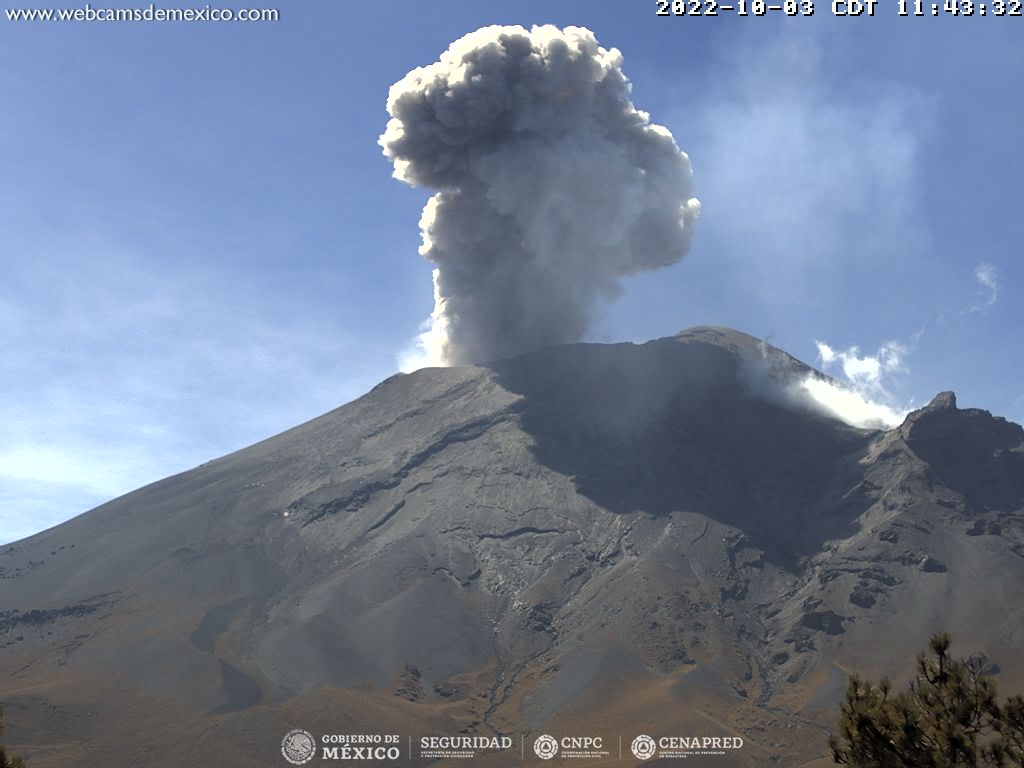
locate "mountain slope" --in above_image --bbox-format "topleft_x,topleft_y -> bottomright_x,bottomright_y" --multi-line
2,327 -> 1023,767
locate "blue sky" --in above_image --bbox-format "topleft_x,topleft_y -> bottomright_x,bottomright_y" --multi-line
1,2 -> 1021,543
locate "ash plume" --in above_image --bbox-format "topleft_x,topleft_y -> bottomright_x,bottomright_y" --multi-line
381,25 -> 700,366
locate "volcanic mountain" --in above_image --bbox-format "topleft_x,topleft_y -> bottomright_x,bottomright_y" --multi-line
3,327 -> 1023,767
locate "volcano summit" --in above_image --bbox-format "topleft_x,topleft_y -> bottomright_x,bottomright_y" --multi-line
2,327 -> 1024,767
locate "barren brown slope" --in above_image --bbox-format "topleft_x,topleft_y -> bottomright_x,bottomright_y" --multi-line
2,326 -> 1023,767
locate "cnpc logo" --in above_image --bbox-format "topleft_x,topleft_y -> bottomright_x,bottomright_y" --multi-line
533,734 -> 559,760
533,734 -> 605,760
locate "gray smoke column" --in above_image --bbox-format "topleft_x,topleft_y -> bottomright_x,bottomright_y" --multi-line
381,25 -> 700,366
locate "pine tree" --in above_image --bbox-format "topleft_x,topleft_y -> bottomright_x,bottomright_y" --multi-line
829,634 -> 1024,767
0,706 -> 26,768
989,694 -> 1024,766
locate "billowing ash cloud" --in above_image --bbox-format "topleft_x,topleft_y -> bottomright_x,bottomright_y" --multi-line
381,25 -> 700,367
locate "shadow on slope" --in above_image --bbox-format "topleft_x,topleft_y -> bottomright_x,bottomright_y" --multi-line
490,332 -> 873,569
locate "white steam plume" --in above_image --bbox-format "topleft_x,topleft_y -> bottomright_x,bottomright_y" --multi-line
815,341 -> 905,397
398,268 -> 449,373
798,340 -> 910,429
382,25 -> 700,367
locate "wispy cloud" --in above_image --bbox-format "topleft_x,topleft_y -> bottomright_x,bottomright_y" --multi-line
966,262 -> 999,313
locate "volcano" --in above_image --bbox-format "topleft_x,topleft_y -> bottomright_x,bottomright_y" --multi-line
3,327 -> 1023,767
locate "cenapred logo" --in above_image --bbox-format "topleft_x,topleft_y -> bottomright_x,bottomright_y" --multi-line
631,734 -> 657,760
631,734 -> 744,759
534,734 -> 559,760
281,729 -> 316,765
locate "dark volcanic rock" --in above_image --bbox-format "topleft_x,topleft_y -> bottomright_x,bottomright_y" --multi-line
919,555 -> 949,573
968,654 -> 1001,676
526,602 -> 557,633
801,611 -> 846,635
848,585 -> 877,609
